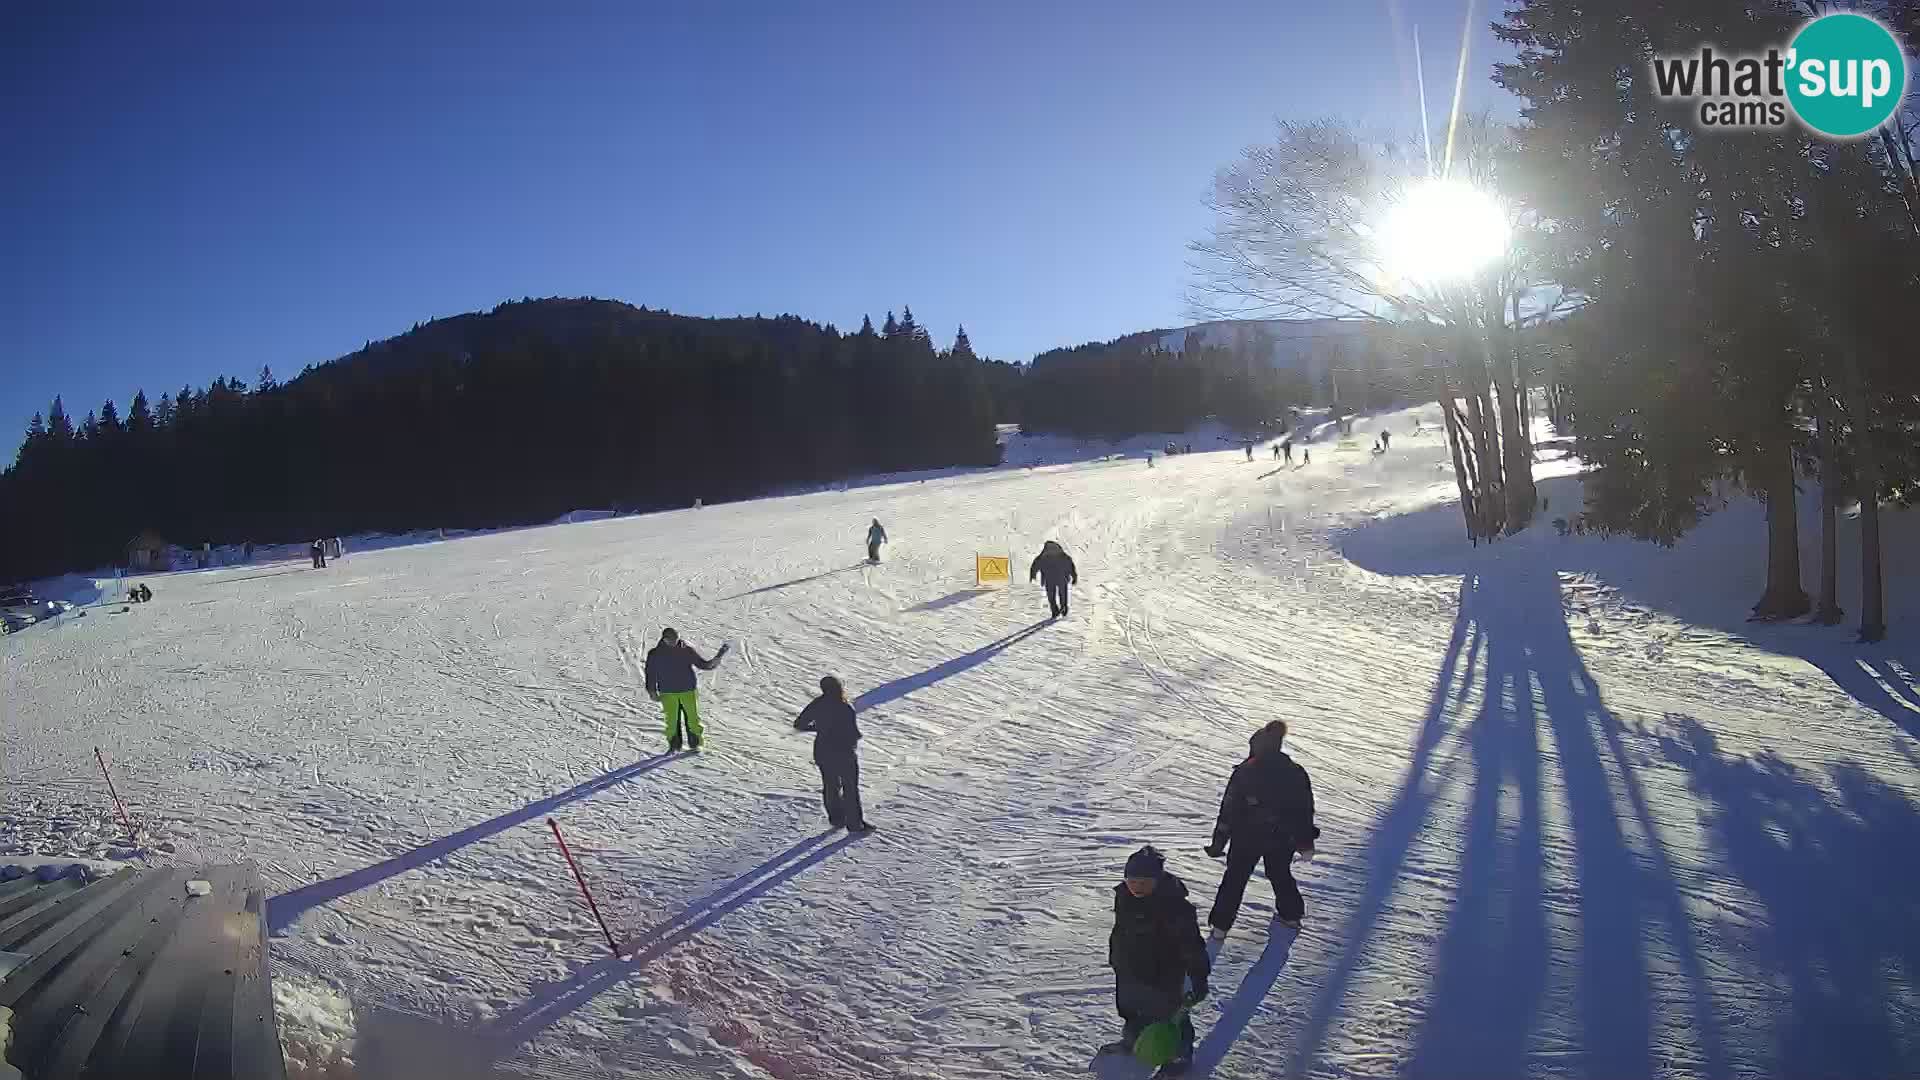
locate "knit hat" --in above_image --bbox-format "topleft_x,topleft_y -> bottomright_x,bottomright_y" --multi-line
1124,845 -> 1165,880
819,675 -> 844,699
660,627 -> 679,643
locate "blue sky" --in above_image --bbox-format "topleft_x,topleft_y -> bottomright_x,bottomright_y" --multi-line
1,1 -> 1510,439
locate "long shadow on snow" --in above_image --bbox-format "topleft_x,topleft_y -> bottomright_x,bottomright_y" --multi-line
1189,927 -> 1298,1076
1651,718 -> 1920,1077
1342,472 -> 1920,741
907,587 -> 992,613
1291,566 -> 1729,1078
485,829 -> 860,1052
853,619 -> 1051,711
713,563 -> 867,602
265,752 -> 680,933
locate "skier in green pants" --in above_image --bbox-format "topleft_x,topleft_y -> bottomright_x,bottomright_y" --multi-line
644,627 -> 728,751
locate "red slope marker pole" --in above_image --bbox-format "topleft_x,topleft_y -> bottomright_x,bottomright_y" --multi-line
94,747 -> 136,843
548,817 -> 620,958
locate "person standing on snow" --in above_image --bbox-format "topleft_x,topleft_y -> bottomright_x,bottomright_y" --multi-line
1029,540 -> 1079,619
866,519 -> 888,564
1203,720 -> 1320,940
1245,443 -> 1254,462
310,539 -> 327,569
1103,845 -> 1210,1069
793,675 -> 874,833
1280,437 -> 1294,465
645,627 -> 729,752
1379,430 -> 1391,452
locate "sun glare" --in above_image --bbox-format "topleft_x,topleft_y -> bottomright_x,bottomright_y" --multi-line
1375,178 -> 1510,290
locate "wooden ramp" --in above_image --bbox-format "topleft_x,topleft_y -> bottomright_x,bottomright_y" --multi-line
0,863 -> 285,1080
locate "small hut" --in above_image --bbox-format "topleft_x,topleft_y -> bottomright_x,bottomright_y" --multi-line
125,529 -> 169,572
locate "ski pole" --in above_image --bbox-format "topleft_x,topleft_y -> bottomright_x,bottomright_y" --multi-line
94,747 -> 136,844
548,817 -> 621,957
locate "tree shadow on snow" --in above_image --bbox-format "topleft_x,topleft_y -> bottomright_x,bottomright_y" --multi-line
853,620 -> 1051,711
1340,472 -> 1920,743
265,752 -> 681,933
1650,718 -> 1920,1078
1292,568 -> 1729,1079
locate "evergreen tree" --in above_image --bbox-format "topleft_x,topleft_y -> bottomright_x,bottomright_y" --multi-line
881,311 -> 899,338
951,325 -> 976,362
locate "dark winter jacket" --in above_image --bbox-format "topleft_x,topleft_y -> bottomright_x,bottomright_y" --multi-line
1108,872 -> 1210,990
867,522 -> 887,546
1029,545 -> 1078,587
794,695 -> 861,757
645,641 -> 719,695
1211,748 -> 1319,853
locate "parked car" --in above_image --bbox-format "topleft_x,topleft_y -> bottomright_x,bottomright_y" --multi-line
1,591 -> 71,631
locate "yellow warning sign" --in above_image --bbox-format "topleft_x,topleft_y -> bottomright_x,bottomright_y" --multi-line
975,554 -> 1011,586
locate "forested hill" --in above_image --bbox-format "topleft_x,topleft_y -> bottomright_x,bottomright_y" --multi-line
1,298 -> 1017,580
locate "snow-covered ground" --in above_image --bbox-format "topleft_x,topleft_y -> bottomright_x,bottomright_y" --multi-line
4,404 -> 1916,1080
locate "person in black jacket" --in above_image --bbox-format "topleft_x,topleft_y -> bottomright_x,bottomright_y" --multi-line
644,627 -> 728,751
1029,540 -> 1078,619
1104,845 -> 1209,1066
1204,720 -> 1319,939
793,675 -> 873,832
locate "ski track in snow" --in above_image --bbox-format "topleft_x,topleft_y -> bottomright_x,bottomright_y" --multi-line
6,405 -> 1919,1079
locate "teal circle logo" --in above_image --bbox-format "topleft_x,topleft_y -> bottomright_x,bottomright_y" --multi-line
1786,13 -> 1908,138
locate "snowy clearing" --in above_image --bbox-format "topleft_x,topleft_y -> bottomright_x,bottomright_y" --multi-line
5,405 -> 1917,1079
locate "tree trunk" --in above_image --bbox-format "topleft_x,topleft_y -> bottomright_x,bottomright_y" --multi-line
1814,399 -> 1843,624
1751,437 -> 1811,620
1435,359 -> 1480,542
1489,329 -> 1536,532
1839,346 -> 1886,642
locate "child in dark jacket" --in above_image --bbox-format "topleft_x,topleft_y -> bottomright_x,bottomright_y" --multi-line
1104,846 -> 1210,1069
794,675 -> 873,832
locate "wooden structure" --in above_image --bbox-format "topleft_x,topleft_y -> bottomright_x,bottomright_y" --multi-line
124,531 -> 169,572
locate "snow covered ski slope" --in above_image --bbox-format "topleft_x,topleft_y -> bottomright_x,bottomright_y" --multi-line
5,406 -> 1917,1079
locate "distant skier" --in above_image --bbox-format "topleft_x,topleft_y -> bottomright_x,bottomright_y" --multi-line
1379,430 -> 1391,452
1147,452 -> 1155,468
793,675 -> 874,833
310,539 -> 326,569
1029,540 -> 1079,619
1301,447 -> 1310,466
1203,720 -> 1319,941
1102,846 -> 1209,1069
1272,443 -> 1281,461
1280,438 -> 1294,465
866,519 -> 888,564
644,627 -> 729,752
1245,443 -> 1254,462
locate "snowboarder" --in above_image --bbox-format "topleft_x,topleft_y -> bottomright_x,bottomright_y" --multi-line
1029,540 -> 1078,619
310,540 -> 327,569
866,519 -> 888,564
644,627 -> 729,752
1103,846 -> 1209,1071
793,675 -> 873,833
1203,720 -> 1319,940
1280,438 -> 1294,465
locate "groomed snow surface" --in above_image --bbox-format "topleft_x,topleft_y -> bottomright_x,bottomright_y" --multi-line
5,404 -> 1917,1079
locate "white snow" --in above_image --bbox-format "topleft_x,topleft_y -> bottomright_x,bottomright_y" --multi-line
4,403 -> 1916,1079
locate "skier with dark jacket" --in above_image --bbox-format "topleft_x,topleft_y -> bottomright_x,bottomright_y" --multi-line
1104,846 -> 1210,1068
866,519 -> 888,563
644,628 -> 728,751
793,675 -> 873,832
1029,540 -> 1078,619
1204,720 -> 1319,938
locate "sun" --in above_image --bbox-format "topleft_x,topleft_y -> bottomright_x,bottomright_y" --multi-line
1375,178 -> 1510,290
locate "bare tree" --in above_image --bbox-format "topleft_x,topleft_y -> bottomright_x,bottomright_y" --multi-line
1189,116 -> 1576,540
